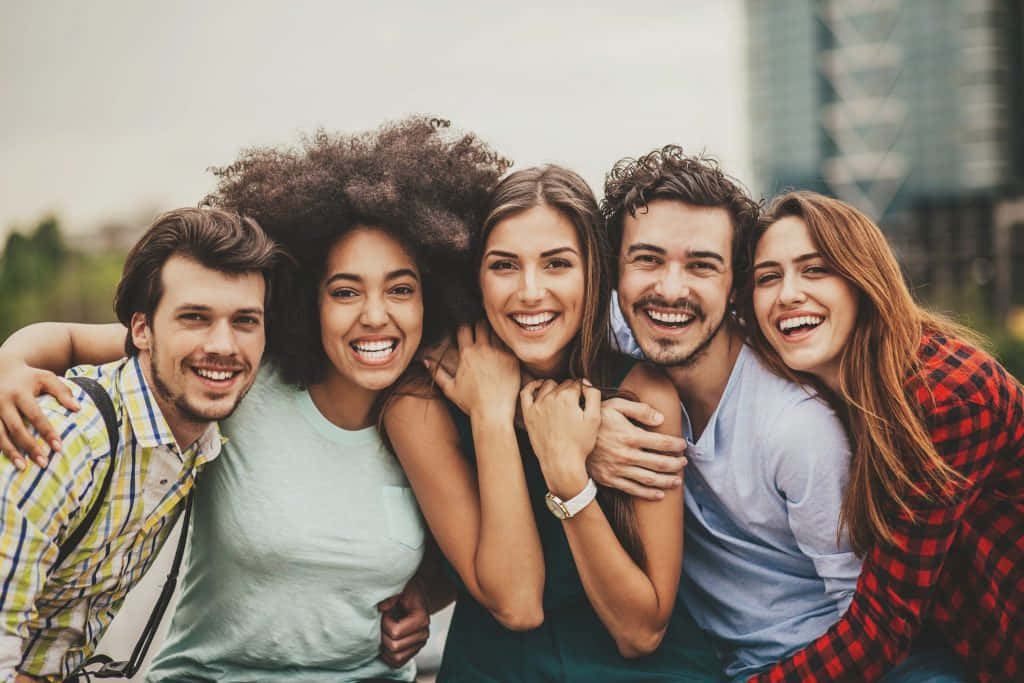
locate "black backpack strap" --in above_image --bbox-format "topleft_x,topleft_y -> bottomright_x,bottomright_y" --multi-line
54,376 -> 120,569
64,492 -> 194,681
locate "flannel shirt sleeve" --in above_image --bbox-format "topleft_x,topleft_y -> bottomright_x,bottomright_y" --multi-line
0,397 -> 98,681
751,395 -> 997,682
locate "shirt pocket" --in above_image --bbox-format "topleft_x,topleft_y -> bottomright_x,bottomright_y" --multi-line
382,485 -> 425,550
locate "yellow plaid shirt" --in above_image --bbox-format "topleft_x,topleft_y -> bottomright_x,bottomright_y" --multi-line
0,356 -> 222,681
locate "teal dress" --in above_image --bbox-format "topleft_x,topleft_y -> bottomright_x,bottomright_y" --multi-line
437,362 -> 720,682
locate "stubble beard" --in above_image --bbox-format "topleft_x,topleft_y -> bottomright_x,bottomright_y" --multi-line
148,341 -> 250,427
630,298 -> 727,369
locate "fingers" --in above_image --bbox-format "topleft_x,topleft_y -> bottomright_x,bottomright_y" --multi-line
0,402 -> 48,470
424,358 -> 457,401
42,374 -> 79,414
380,610 -> 430,668
596,474 -> 668,501
16,394 -> 62,461
377,595 -> 400,612
0,422 -> 27,471
533,379 -> 559,403
474,319 -> 490,346
581,384 -> 602,423
628,429 -> 688,455
622,448 -> 687,475
455,323 -> 474,350
603,396 -> 665,428
519,379 -> 542,412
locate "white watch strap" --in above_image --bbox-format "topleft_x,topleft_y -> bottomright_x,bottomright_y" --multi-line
561,477 -> 598,517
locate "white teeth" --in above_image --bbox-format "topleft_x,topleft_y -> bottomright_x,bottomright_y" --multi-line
647,310 -> 693,324
195,368 -> 236,381
511,312 -> 556,327
779,315 -> 824,332
352,340 -> 397,360
353,340 -> 396,352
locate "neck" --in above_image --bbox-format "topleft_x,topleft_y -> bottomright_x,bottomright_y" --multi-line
308,371 -> 380,430
665,327 -> 743,439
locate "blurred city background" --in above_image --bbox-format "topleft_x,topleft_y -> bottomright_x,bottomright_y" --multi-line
1,0 -> 1022,680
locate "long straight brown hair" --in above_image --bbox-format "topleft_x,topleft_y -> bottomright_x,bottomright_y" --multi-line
478,165 -> 646,564
740,191 -> 970,556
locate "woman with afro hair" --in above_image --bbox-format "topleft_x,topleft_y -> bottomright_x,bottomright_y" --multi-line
0,116 -> 509,681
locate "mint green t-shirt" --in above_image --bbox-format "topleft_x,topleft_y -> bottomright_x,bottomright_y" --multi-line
147,366 -> 424,682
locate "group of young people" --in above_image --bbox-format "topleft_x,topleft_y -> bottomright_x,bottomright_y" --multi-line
0,116 -> 1020,682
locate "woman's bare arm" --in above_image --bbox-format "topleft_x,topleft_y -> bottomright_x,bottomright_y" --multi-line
526,365 -> 685,657
0,322 -> 125,467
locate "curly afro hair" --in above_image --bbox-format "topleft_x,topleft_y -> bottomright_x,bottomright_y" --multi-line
204,116 -> 511,387
601,145 -> 760,287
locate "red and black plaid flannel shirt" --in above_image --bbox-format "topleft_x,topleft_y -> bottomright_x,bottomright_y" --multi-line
752,332 -> 1024,682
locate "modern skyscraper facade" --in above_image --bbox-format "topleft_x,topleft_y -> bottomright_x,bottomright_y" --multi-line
748,0 -> 1023,223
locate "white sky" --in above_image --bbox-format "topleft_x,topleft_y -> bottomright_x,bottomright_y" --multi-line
1,0 -> 750,240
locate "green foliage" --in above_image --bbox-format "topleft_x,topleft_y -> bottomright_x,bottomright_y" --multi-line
992,335 -> 1024,383
0,217 -> 126,341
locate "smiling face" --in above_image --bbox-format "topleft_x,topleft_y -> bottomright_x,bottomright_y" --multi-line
480,203 -> 585,377
616,199 -> 734,367
132,254 -> 266,444
318,227 -> 424,392
752,215 -> 859,390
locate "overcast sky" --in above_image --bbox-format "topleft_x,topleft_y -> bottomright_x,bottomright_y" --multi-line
1,0 -> 749,240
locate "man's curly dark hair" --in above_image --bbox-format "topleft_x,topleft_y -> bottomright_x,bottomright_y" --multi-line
204,116 -> 511,387
601,145 -> 760,286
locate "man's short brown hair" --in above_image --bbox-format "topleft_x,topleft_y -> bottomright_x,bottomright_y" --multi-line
113,208 -> 283,355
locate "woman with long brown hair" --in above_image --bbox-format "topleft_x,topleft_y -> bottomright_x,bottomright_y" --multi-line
388,165 -> 717,681
741,190 -> 1023,681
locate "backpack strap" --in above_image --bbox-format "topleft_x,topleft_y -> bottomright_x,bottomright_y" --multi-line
54,376 -> 120,569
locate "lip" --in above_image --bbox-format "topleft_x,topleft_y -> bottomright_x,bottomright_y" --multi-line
773,310 -> 825,343
507,311 -> 560,338
349,336 -> 401,367
189,364 -> 245,390
640,307 -> 696,335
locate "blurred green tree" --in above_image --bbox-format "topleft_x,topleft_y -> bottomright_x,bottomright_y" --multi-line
0,216 -> 127,341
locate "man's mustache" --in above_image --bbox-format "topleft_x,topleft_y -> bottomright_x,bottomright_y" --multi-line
632,297 -> 706,322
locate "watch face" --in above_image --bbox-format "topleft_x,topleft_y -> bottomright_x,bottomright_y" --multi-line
545,493 -> 568,519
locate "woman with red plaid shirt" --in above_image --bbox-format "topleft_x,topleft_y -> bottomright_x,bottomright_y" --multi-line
740,190 -> 1023,682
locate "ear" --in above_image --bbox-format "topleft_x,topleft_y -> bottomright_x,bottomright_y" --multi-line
130,312 -> 152,352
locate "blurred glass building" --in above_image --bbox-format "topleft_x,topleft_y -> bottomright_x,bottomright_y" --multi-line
747,0 -> 1024,321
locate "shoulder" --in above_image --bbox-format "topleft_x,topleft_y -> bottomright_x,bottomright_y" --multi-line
911,331 -> 1021,413
384,387 -> 458,440
621,363 -> 679,416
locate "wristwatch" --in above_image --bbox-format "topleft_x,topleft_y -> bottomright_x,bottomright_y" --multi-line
545,478 -> 598,520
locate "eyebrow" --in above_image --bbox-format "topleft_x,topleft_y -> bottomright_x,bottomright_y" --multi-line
484,246 -> 579,259
626,243 -> 725,263
176,304 -> 264,315
753,251 -> 821,270
324,268 -> 419,286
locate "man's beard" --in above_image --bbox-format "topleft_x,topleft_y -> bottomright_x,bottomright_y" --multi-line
149,343 -> 249,426
632,296 -> 726,369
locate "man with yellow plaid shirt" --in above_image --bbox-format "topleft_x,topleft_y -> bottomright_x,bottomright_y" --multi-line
0,208 -> 281,681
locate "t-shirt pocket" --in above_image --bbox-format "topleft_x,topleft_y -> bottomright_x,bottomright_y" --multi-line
382,485 -> 425,550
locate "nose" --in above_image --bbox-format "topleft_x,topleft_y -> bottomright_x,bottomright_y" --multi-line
653,263 -> 690,302
203,318 -> 239,356
779,272 -> 806,305
360,293 -> 389,327
517,266 -> 545,305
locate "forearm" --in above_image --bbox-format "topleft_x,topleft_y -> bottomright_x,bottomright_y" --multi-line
471,415 -> 545,626
0,322 -> 124,372
412,538 -> 456,613
562,499 -> 676,658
